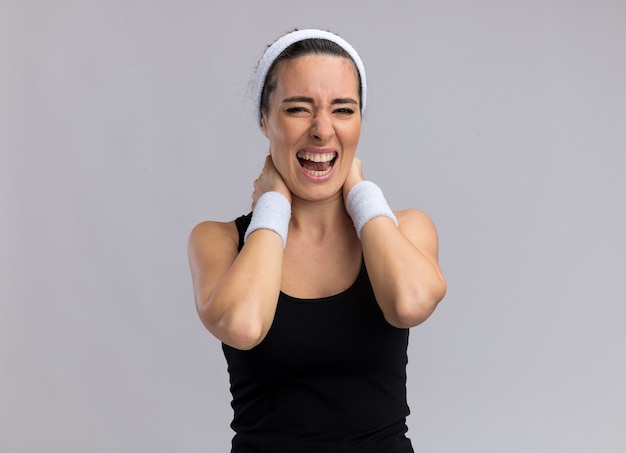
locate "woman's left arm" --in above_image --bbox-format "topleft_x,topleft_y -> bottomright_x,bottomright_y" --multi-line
344,159 -> 447,328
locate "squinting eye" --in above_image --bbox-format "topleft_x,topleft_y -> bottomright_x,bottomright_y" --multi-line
335,108 -> 355,115
286,107 -> 309,114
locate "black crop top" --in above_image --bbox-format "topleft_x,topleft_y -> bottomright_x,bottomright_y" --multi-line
222,213 -> 414,452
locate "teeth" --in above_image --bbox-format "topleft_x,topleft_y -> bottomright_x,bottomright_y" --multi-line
297,151 -> 336,162
307,169 -> 330,176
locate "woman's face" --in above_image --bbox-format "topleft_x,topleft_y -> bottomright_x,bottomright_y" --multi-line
261,54 -> 361,202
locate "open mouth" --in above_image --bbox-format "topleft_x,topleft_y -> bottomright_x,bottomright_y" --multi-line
296,150 -> 338,177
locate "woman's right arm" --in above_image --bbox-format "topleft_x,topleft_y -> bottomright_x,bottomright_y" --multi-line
188,156 -> 291,350
188,221 -> 284,350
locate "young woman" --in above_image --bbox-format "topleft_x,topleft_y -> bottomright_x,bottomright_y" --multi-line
188,29 -> 446,452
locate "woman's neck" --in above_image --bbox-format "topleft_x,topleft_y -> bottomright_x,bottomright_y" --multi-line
289,191 -> 354,240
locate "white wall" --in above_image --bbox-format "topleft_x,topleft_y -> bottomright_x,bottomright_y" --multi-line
1,1 -> 625,452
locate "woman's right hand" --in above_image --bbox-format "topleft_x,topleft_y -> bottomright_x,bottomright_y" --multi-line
252,155 -> 292,209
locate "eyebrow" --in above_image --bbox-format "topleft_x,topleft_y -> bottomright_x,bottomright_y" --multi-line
281,96 -> 359,105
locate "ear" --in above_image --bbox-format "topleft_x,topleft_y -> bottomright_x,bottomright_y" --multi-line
260,113 -> 269,138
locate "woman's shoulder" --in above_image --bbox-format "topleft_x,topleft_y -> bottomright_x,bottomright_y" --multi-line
394,208 -> 436,228
394,208 -> 440,245
188,218 -> 240,252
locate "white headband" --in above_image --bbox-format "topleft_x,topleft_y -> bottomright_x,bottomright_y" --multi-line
253,29 -> 367,125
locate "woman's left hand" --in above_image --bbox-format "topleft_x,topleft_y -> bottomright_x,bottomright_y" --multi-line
342,157 -> 365,202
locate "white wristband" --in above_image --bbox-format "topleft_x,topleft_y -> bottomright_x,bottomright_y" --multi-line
244,191 -> 291,248
345,181 -> 398,239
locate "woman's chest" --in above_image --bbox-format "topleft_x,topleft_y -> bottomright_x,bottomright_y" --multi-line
234,274 -> 408,379
280,242 -> 362,299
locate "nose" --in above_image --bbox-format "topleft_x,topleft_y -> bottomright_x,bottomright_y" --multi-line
309,111 -> 334,143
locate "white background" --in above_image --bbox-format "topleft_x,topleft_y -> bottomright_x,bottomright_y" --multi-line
1,1 -> 625,452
